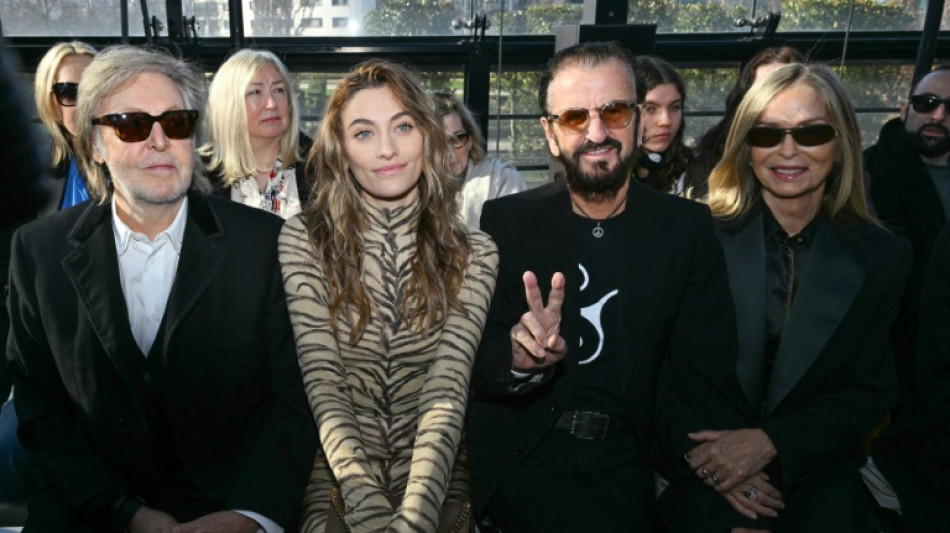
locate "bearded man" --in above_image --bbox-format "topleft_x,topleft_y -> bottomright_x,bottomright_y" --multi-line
465,42 -> 745,532
866,66 -> 950,529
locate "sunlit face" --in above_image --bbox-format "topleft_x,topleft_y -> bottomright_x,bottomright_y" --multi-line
92,73 -> 194,211
442,111 -> 470,178
542,58 -> 637,199
54,54 -> 93,137
342,86 -> 424,209
751,82 -> 837,213
901,69 -> 950,158
245,63 -> 290,143
638,83 -> 682,154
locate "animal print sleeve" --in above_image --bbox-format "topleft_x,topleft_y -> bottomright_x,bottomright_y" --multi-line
279,216 -> 393,533
390,231 -> 499,532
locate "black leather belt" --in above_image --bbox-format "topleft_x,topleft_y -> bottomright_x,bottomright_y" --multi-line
553,409 -> 633,440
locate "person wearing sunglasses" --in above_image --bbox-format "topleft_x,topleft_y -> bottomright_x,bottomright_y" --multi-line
632,55 -> 703,199
660,63 -> 911,532
466,42 -> 739,532
7,46 -> 316,533
691,46 -> 804,189
431,89 -> 526,229
200,49 -> 312,219
867,65 -> 950,530
33,41 -> 97,213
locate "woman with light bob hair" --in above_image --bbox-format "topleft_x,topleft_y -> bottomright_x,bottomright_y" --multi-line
74,45 -> 211,202
34,41 -> 97,210
200,49 -> 309,218
660,63 -> 911,532
278,59 -> 498,532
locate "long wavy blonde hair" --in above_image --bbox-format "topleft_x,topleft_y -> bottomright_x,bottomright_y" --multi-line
707,62 -> 873,224
303,59 -> 470,343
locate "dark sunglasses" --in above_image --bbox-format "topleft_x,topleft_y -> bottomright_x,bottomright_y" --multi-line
746,124 -> 838,148
910,94 -> 950,114
91,110 -> 199,142
547,101 -> 637,133
448,132 -> 471,149
51,82 -> 79,107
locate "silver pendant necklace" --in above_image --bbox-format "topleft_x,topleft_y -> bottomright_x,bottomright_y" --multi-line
572,196 -> 627,238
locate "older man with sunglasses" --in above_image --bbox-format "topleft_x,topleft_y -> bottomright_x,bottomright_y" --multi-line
5,46 -> 316,533
465,42 -> 741,531
868,66 -> 950,529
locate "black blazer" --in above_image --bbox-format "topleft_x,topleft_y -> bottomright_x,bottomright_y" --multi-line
6,192 -> 317,530
466,180 -> 744,517
712,210 -> 909,488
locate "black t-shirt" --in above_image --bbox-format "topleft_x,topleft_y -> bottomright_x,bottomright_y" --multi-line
569,210 -> 626,415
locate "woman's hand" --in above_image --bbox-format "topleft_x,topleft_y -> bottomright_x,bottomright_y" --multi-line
685,428 -> 777,492
721,471 -> 784,520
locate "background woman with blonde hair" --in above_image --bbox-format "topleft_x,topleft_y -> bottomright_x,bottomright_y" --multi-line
278,59 -> 498,532
660,63 -> 911,532
34,40 -> 96,211
201,49 -> 310,218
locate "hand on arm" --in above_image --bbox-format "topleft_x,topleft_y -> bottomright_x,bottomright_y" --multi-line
685,429 -> 777,492
128,506 -> 178,533
511,271 -> 566,371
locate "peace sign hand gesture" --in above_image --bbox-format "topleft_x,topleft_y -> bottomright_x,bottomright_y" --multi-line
510,271 -> 567,371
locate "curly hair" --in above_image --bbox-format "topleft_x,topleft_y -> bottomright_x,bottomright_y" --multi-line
303,59 -> 470,343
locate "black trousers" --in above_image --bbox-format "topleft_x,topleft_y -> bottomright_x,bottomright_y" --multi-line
486,428 -> 654,533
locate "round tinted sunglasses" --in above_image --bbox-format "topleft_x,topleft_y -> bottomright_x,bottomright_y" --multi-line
448,132 -> 471,149
910,94 -> 950,114
91,110 -> 199,142
51,82 -> 79,107
546,101 -> 637,134
746,124 -> 838,148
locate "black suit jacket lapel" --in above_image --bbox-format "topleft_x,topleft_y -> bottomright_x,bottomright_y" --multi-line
159,194 -> 227,360
615,183 -> 672,391
765,216 -> 871,414
718,212 -> 767,412
61,202 -> 141,392
522,185 -> 580,390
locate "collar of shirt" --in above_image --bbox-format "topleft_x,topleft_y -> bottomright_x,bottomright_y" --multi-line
112,196 -> 188,256
762,203 -> 820,247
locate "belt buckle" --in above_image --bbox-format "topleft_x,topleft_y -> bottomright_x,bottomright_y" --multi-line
570,410 -> 610,440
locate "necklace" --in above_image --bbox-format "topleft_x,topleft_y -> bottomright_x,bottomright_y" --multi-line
572,196 -> 627,238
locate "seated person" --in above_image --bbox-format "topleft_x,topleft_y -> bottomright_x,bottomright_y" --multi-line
200,49 -> 311,218
432,89 -> 526,228
7,45 -> 316,532
632,55 -> 701,199
660,63 -> 911,532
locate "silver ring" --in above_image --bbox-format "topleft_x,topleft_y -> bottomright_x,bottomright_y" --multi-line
683,452 -> 691,462
701,467 -> 711,477
744,486 -> 759,501
711,473 -> 721,484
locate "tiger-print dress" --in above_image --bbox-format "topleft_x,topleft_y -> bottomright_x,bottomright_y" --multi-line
278,199 -> 498,533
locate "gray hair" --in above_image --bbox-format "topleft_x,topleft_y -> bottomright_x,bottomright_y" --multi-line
74,45 -> 210,201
